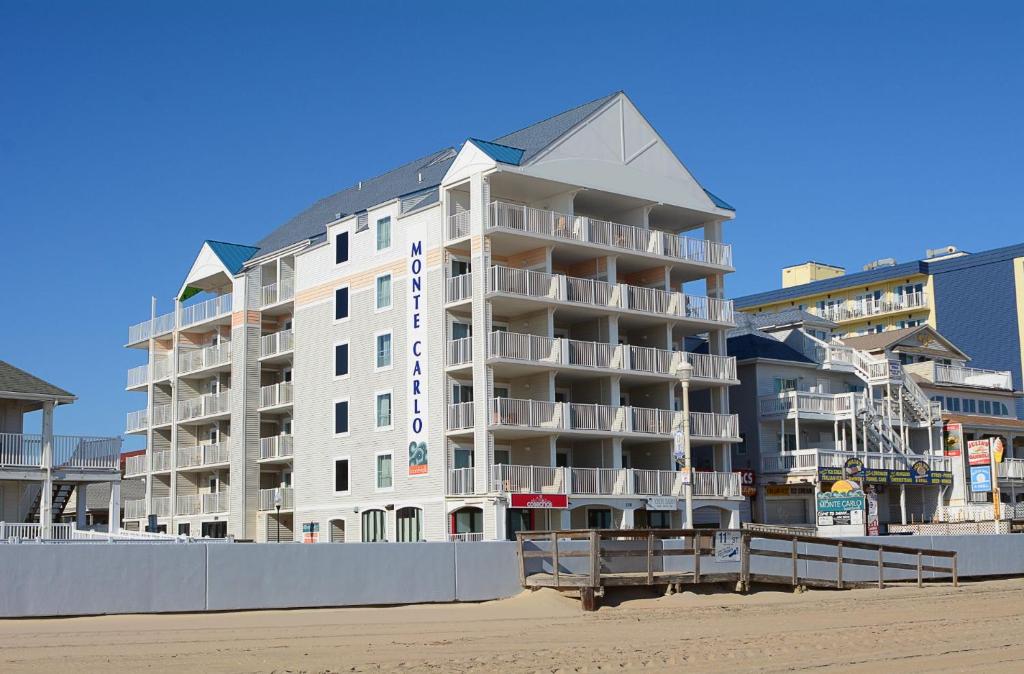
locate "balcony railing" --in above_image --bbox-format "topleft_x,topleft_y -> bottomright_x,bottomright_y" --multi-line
447,210 -> 471,239
445,273 -> 473,304
176,494 -> 201,516
0,433 -> 119,470
180,294 -> 232,328
489,464 -> 741,499
481,331 -> 737,382
178,443 -> 228,468
904,361 -> 1014,391
126,409 -> 149,433
447,402 -> 475,430
259,486 -> 294,510
124,499 -> 147,519
447,467 -> 475,495
998,458 -> 1024,480
449,532 -> 485,542
260,435 -> 294,460
203,490 -> 230,513
260,382 -> 293,409
150,449 -> 172,472
260,329 -> 294,358
760,448 -> 951,474
124,453 -> 147,476
810,292 -> 928,323
261,278 -> 295,308
759,391 -> 858,418
487,265 -> 734,325
178,391 -> 230,421
447,336 -> 473,366
127,311 -> 175,344
127,356 -> 173,388
488,201 -> 733,268
179,341 -> 232,375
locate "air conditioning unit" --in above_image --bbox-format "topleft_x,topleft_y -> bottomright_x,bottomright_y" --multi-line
925,245 -> 959,259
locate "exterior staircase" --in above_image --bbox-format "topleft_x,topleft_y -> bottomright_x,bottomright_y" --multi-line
24,483 -> 76,523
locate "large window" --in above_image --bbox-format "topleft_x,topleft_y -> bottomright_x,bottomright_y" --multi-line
335,231 -> 349,264
362,509 -> 387,542
396,507 -> 423,542
376,216 -> 391,251
375,391 -> 393,429
334,458 -> 350,492
335,286 -> 349,321
376,274 -> 392,310
587,508 -> 612,529
334,342 -> 349,378
334,400 -> 349,435
376,332 -> 392,370
376,452 -> 393,489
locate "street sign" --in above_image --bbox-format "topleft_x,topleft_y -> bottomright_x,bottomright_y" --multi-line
970,466 -> 993,493
714,531 -> 740,561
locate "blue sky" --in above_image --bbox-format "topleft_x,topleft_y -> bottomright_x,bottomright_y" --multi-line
2,1 -> 1022,444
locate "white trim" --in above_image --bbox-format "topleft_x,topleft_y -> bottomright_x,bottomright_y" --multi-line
333,455 -> 351,495
374,449 -> 395,492
374,388 -> 394,432
374,272 -> 393,312
333,340 -> 351,380
374,330 -> 394,372
333,398 -> 351,438
333,284 -> 351,323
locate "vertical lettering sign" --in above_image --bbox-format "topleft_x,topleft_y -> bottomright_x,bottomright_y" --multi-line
408,228 -> 429,476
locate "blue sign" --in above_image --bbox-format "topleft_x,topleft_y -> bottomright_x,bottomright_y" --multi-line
970,466 -> 992,493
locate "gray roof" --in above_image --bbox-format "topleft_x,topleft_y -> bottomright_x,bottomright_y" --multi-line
744,309 -> 837,331
65,479 -> 146,513
493,92 -> 620,163
0,360 -> 74,399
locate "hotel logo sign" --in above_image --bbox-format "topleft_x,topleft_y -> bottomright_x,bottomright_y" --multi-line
407,229 -> 429,476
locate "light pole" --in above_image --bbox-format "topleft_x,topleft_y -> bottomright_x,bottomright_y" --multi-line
274,490 -> 283,543
675,361 -> 694,529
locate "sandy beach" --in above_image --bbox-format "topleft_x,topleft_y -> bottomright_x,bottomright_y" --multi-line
2,579 -> 1023,672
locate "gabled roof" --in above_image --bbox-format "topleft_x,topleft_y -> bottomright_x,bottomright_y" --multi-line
467,138 -> 526,165
493,92 -> 620,164
0,360 -> 75,401
702,189 -> 735,211
745,308 -> 837,331
727,333 -> 814,364
207,240 -> 259,274
840,325 -> 970,361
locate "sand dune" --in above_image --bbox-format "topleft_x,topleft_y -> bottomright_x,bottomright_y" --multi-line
2,579 -> 1023,672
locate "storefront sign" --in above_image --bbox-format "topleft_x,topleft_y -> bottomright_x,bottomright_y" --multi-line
866,488 -> 880,536
739,469 -> 756,497
970,465 -> 992,493
407,228 -> 429,476
819,466 -> 953,486
944,423 -> 963,457
816,491 -> 865,527
510,493 -> 569,509
766,484 -> 815,497
646,496 -> 678,511
968,440 -> 991,467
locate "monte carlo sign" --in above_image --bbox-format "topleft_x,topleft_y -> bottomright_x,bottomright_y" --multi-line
407,225 -> 429,476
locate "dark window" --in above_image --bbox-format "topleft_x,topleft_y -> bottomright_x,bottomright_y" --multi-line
201,521 -> 227,538
587,509 -> 612,529
334,401 -> 349,434
335,459 -> 350,492
335,231 -> 349,264
335,343 -> 349,377
335,287 -> 349,320
177,523 -> 191,536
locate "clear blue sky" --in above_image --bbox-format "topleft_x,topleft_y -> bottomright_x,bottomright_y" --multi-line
2,1 -> 1022,446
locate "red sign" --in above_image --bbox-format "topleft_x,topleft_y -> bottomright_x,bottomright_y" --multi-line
968,440 -> 991,466
739,470 -> 756,497
510,493 -> 568,509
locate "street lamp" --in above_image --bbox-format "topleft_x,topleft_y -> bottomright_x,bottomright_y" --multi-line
273,490 -> 283,543
675,361 -> 694,529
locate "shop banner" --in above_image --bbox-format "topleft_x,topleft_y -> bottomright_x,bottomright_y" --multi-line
944,423 -> 964,457
970,465 -> 993,493
509,493 -> 569,509
967,440 -> 991,467
407,226 -> 429,476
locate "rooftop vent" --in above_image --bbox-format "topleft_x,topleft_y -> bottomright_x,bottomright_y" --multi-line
862,258 -> 897,271
926,245 -> 959,259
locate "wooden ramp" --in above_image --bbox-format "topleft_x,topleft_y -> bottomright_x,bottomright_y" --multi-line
516,529 -> 958,611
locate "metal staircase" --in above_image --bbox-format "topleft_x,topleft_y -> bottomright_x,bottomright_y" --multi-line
24,483 -> 76,523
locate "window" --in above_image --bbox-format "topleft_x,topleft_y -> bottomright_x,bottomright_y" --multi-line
177,523 -> 191,536
451,507 -> 483,535
998,403 -> 1010,416
335,286 -> 349,321
376,452 -> 393,489
361,509 -> 387,542
334,400 -> 349,435
980,400 -> 993,415
736,433 -> 747,456
451,322 -> 471,340
335,231 -> 349,264
898,319 -> 923,329
946,397 -> 960,412
964,399 -> 977,414
648,511 -> 672,529
587,508 -> 612,529
376,332 -> 392,370
334,458 -> 350,492
334,342 -> 349,378
201,521 -> 227,538
873,325 -> 885,334
774,377 -> 798,393
778,433 -> 797,451
375,273 -> 392,310
375,391 -> 393,429
396,507 -> 424,542
376,216 -> 391,251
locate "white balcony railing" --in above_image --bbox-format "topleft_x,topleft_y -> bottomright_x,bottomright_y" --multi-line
760,448 -> 951,474
260,435 -> 294,460
0,434 -> 117,470
488,201 -> 733,268
447,467 -> 475,495
447,336 -> 473,366
126,409 -> 149,433
489,464 -> 741,499
261,278 -> 294,308
124,453 -> 147,476
152,496 -> 171,517
259,487 -> 294,510
260,382 -> 293,409
180,294 -> 232,328
203,490 -> 230,514
176,494 -> 201,516
904,361 -> 1014,391
177,443 -> 228,468
178,341 -> 232,374
260,329 -> 294,358
178,392 -> 230,421
759,391 -> 858,418
124,499 -> 147,519
488,265 -> 734,325
449,532 -> 485,542
445,273 -> 474,304
150,449 -> 172,472
447,402 -> 475,430
447,210 -> 471,239
127,311 -> 175,344
811,292 -> 929,323
126,364 -> 149,389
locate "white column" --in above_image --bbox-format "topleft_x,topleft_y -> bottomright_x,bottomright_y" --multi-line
108,481 -> 121,534
40,400 -> 54,537
75,484 -> 87,529
620,507 -> 635,529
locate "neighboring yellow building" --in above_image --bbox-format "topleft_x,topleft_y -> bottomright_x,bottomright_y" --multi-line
781,261 -> 845,288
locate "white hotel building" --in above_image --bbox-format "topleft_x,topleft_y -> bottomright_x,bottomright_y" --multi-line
123,92 -> 744,542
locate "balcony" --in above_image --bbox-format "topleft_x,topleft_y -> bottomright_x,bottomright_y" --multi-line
177,443 -> 229,469
260,329 -> 294,360
0,433 -> 120,470
445,272 -> 474,304
904,361 -> 1014,391
203,490 -> 229,514
261,279 -> 295,308
180,294 -> 232,329
488,201 -> 733,269
447,210 -> 471,239
126,356 -> 172,390
487,266 -> 735,326
127,311 -> 175,345
260,382 -> 293,411
809,292 -> 928,323
152,403 -> 174,427
151,449 -> 173,472
259,435 -> 294,461
176,494 -> 201,516
124,499 -> 147,519
998,458 -> 1024,481
488,464 -> 742,499
126,409 -> 148,434
178,392 -> 231,422
448,398 -> 740,442
259,486 -> 294,510
178,341 -> 232,375
760,448 -> 951,474
448,467 -> 475,495
124,453 -> 147,476
466,330 -> 736,385
759,391 -> 859,419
